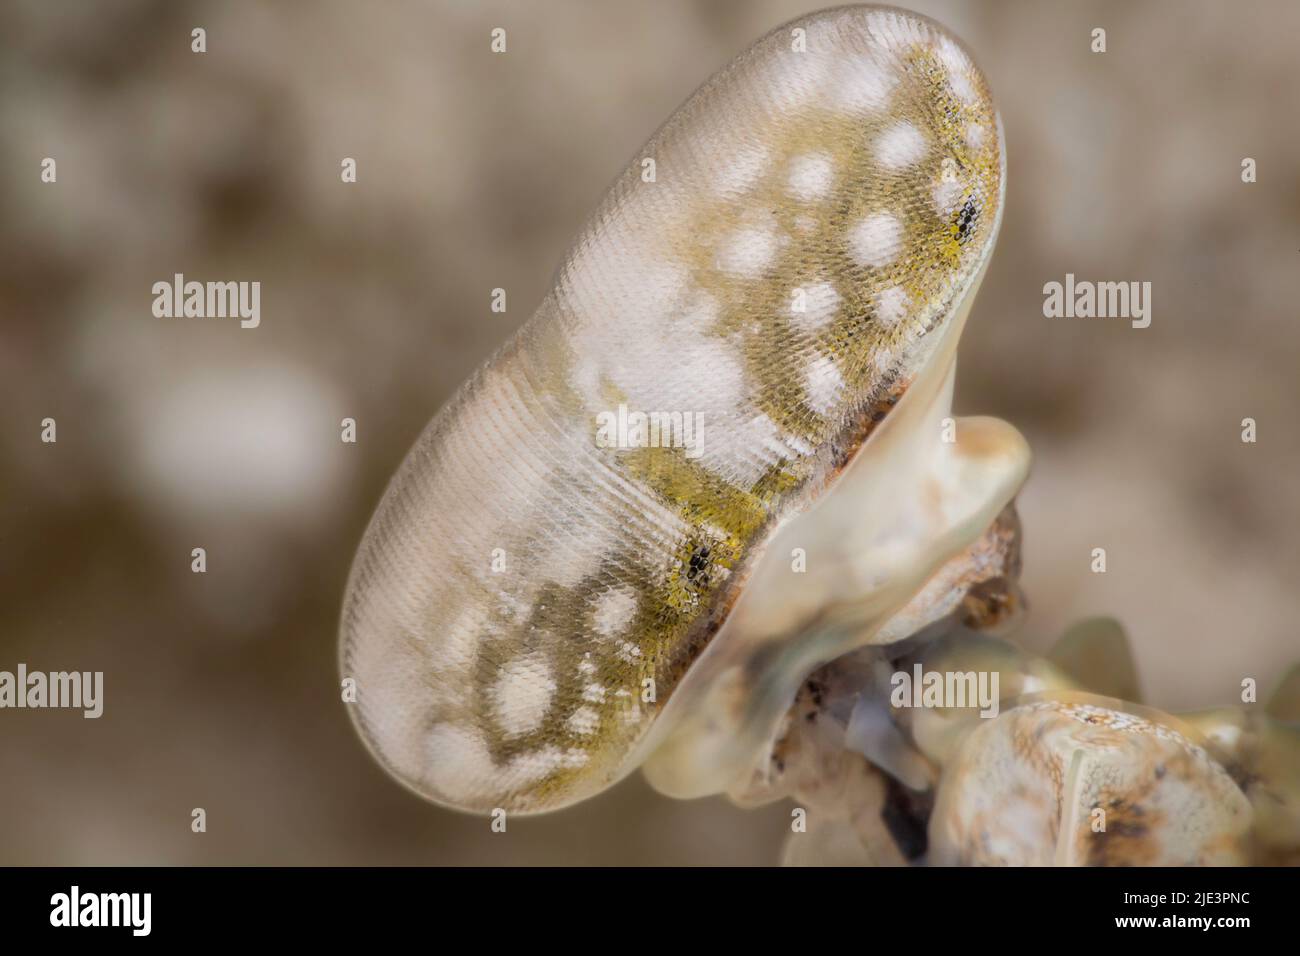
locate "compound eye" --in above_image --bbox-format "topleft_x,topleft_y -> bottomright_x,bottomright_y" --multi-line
340,4 -> 1008,815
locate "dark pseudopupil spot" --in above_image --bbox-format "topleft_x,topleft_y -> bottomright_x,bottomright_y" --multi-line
687,545 -> 711,581
956,196 -> 979,243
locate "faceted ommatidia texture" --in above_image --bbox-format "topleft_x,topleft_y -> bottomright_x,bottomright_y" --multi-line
341,5 -> 1005,812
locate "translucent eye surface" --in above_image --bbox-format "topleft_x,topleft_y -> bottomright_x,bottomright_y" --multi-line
340,5 -> 1006,814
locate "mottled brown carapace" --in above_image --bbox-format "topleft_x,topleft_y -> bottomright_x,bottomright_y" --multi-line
931,700 -> 1252,865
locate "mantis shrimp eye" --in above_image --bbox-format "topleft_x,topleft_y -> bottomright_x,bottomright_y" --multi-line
340,5 -> 1024,814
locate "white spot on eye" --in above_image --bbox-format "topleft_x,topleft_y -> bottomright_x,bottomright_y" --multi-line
609,324 -> 747,467
506,745 -> 588,785
440,602 -> 491,674
583,683 -> 607,703
936,36 -> 970,75
716,222 -> 780,277
935,178 -> 967,217
754,416 -> 811,463
593,585 -> 637,638
566,705 -> 601,736
848,212 -> 903,268
804,355 -> 843,415
492,653 -> 556,738
715,143 -> 771,197
786,152 -> 835,201
874,287 -> 911,328
876,122 -> 927,170
932,37 -> 979,104
782,432 -> 815,457
696,411 -> 786,486
613,687 -> 642,724
563,254 -> 696,414
828,55 -> 896,113
947,71 -> 978,105
424,723 -> 497,801
790,280 -> 840,332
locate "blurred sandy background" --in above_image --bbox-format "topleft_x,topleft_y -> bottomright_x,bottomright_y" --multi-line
1,0 -> 1296,864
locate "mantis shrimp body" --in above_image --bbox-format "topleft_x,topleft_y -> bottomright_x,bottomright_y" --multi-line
340,5 -> 1027,814
765,622 -> 1300,866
